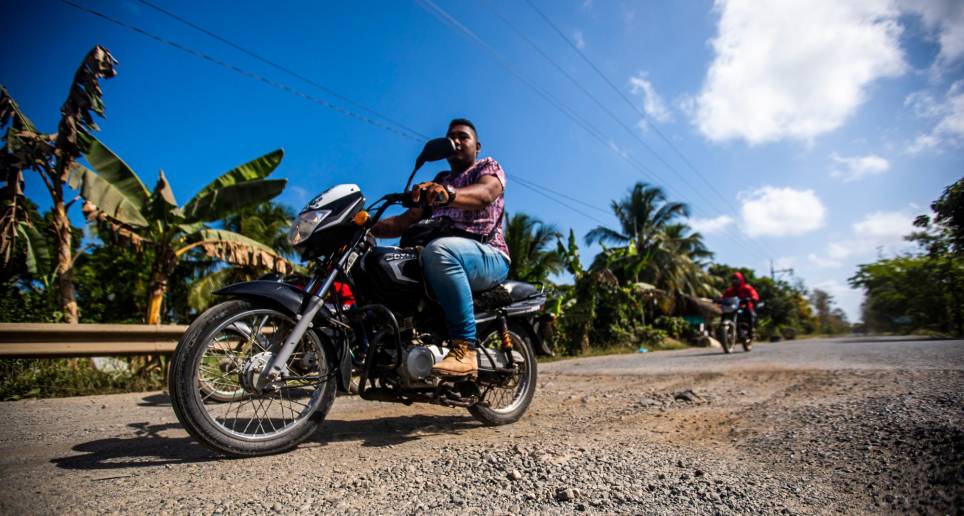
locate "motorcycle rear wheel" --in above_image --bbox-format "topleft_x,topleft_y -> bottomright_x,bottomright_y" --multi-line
740,323 -> 753,352
169,299 -> 336,456
469,326 -> 537,426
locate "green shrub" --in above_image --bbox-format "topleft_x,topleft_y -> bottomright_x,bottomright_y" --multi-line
636,326 -> 668,346
0,358 -> 166,400
654,316 -> 687,339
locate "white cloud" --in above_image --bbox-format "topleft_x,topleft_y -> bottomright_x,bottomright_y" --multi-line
809,210 -> 917,267
852,210 -> 916,240
829,152 -> 891,182
773,256 -> 798,269
808,253 -> 843,268
629,72 -> 672,123
688,215 -> 734,235
739,186 -> 827,237
906,81 -> 964,152
693,0 -> 906,144
573,30 -> 586,50
899,0 -> 964,67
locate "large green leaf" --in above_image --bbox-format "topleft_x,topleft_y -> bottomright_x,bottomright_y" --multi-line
187,267 -> 234,313
16,222 -> 51,276
74,163 -> 149,227
182,179 -> 287,222
184,149 -> 284,208
76,132 -> 150,210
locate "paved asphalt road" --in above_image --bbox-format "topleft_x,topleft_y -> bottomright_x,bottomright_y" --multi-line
543,336 -> 964,375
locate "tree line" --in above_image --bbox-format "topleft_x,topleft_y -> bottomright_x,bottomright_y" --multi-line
2,46 -> 858,351
849,178 -> 964,337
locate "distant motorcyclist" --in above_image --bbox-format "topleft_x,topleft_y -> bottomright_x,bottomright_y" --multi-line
722,272 -> 760,341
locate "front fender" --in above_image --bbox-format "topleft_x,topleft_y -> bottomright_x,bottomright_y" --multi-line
214,280 -> 305,316
214,280 -> 352,393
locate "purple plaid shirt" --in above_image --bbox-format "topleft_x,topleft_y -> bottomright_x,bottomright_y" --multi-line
431,157 -> 509,259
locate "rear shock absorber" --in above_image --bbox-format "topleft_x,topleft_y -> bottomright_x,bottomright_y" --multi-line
497,311 -> 515,369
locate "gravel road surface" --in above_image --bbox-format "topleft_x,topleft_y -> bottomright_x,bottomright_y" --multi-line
0,336 -> 961,515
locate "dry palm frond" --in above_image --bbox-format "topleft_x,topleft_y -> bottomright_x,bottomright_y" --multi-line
81,200 -> 145,250
196,240 -> 291,274
55,46 -> 117,181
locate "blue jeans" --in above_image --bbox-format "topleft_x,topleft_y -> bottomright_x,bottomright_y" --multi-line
420,237 -> 509,344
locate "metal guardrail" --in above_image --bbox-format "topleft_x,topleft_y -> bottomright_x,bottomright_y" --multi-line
0,323 -> 188,358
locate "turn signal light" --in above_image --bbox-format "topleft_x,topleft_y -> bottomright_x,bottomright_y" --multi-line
353,210 -> 370,226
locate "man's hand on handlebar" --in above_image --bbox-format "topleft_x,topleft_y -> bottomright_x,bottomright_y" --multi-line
412,181 -> 454,208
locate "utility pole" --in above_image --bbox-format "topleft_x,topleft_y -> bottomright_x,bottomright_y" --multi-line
770,259 -> 794,281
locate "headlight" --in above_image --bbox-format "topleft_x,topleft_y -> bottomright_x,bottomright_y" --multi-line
288,209 -> 331,246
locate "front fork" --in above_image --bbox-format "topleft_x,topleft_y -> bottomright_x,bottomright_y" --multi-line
255,247 -> 360,391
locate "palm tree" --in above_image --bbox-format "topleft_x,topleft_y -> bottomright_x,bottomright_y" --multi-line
504,212 -> 563,283
74,136 -> 291,323
586,182 -> 717,303
0,46 -> 118,322
585,182 -> 689,254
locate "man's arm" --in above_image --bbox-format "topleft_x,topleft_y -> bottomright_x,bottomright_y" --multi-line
447,175 -> 503,210
747,286 -> 760,302
371,207 -> 423,238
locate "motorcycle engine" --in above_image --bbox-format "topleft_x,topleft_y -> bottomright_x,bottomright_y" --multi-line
398,344 -> 446,387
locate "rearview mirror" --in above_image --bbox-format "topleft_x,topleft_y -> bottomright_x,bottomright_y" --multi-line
405,137 -> 457,193
418,137 -> 456,164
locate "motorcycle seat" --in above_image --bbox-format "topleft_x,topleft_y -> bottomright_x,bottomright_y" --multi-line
473,280 -> 540,310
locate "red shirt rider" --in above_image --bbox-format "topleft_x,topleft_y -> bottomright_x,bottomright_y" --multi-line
722,272 -> 759,310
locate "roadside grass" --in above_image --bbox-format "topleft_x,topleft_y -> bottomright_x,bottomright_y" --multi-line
539,337 -> 690,364
0,358 -> 166,401
3,337 -> 697,399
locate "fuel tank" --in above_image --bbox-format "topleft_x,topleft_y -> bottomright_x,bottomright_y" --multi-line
358,246 -> 424,311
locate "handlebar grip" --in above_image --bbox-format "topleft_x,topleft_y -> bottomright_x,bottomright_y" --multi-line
401,195 -> 418,209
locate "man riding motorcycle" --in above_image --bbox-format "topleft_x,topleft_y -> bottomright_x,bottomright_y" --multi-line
372,118 -> 509,378
722,272 -> 759,342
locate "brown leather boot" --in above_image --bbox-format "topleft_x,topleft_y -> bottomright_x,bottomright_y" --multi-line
432,339 -> 478,377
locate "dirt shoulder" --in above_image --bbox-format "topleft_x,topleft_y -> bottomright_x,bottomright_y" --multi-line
0,342 -> 961,514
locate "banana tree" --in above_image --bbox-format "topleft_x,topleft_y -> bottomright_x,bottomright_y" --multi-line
74,135 -> 291,324
0,46 -> 117,323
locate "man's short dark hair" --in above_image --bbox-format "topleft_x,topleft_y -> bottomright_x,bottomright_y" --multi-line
448,118 -> 477,137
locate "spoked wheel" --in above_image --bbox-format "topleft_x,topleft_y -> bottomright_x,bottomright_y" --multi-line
739,323 -> 753,352
719,322 -> 734,354
196,324 -> 249,403
169,299 -> 336,456
469,326 -> 537,425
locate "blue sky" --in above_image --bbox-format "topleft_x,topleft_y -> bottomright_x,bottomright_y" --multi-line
3,0 -> 962,321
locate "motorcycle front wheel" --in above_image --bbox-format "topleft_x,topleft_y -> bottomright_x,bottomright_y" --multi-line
719,322 -> 735,354
169,299 -> 336,456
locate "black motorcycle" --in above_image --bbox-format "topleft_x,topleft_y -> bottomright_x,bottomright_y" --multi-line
168,138 -> 551,456
714,297 -> 762,354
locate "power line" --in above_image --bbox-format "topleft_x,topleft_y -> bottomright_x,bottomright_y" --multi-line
523,0 -> 733,209
513,179 -> 609,225
480,0 -> 724,223
421,0 -> 772,256
513,175 -> 610,215
55,0 -> 614,230
522,0 -> 779,258
135,0 -> 429,142
57,0 -> 427,142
